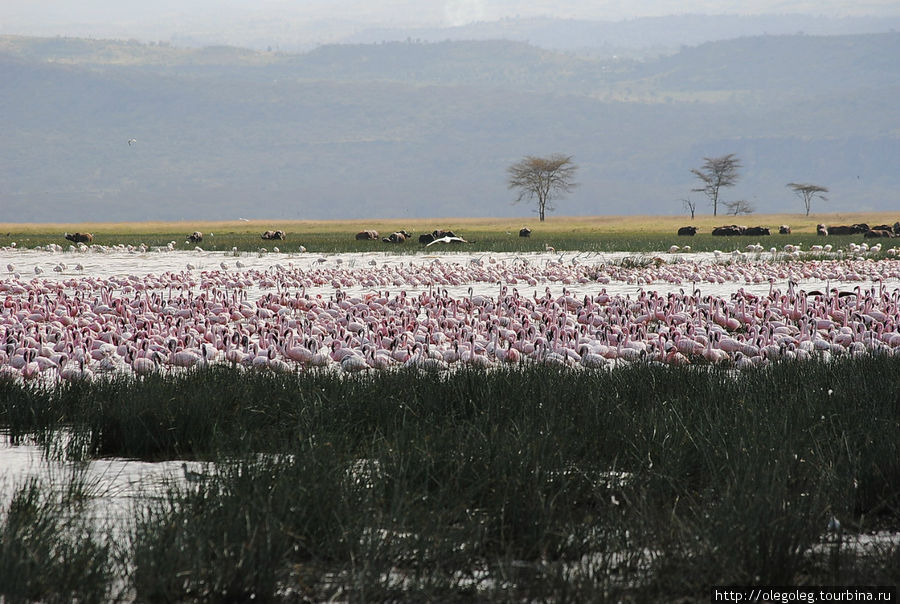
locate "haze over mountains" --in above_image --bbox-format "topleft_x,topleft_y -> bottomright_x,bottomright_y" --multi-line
1,11 -> 898,222
7,2 -> 900,50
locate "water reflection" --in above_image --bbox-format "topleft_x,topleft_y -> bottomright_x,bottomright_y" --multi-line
0,432 -> 198,531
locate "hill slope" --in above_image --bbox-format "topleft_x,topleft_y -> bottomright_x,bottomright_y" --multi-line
0,34 -> 897,222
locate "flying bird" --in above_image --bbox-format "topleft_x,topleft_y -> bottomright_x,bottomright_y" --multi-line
128,138 -> 137,146
426,236 -> 468,247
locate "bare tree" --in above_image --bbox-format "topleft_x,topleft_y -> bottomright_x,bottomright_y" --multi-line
723,199 -> 754,216
691,153 -> 742,217
507,154 -> 578,222
786,182 -> 828,216
680,197 -> 697,219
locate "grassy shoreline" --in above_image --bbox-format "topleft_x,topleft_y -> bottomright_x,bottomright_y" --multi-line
3,212 -> 898,254
2,211 -> 898,237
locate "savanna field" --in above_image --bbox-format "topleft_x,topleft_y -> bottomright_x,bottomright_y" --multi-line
0,214 -> 898,601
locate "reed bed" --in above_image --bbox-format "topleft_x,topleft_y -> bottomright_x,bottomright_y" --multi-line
0,471 -> 117,602
1,358 -> 898,600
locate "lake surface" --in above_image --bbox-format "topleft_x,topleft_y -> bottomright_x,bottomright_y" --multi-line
2,245 -> 894,301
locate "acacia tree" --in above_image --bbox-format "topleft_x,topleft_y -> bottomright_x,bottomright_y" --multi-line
691,153 -> 741,217
787,182 -> 828,216
507,154 -> 578,222
680,197 -> 697,219
723,199 -> 754,216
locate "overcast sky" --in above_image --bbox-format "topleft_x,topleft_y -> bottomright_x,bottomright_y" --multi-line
4,0 -> 900,45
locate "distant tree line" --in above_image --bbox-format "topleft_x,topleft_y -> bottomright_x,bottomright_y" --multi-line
680,153 -> 827,218
508,152 -> 828,220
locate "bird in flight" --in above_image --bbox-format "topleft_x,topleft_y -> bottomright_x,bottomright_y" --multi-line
426,236 -> 468,246
128,138 -> 137,146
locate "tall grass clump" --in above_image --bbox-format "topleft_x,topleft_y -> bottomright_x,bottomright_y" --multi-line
115,361 -> 900,597
129,457 -> 316,602
1,357 -> 898,599
0,377 -> 59,444
125,380 -> 635,601
630,357 -> 900,597
0,471 -> 116,602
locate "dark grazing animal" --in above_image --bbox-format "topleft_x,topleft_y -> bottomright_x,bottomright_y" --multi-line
261,230 -> 286,240
383,231 -> 410,243
355,230 -> 379,240
677,226 -> 697,236
418,229 -> 456,244
64,232 -> 93,244
188,231 -> 203,243
743,226 -> 770,236
519,227 -> 532,237
864,229 -> 893,238
817,224 -> 828,236
825,224 -> 869,235
712,225 -> 746,236
779,225 -> 791,234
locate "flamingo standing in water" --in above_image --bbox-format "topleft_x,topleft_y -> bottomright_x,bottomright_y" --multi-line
281,333 -> 313,364
340,353 -> 368,372
20,349 -> 41,380
168,339 -> 201,368
307,341 -> 332,367
578,345 -> 608,368
129,348 -> 161,375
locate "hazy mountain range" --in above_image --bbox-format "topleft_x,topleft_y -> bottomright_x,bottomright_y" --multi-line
7,2 -> 900,50
1,16 -> 898,222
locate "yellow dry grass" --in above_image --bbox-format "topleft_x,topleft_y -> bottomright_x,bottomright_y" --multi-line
1,212 -> 896,236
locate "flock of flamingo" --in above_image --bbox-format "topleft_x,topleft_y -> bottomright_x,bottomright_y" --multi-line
2,241 -> 900,381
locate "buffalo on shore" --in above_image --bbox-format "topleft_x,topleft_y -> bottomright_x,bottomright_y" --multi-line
677,226 -> 697,236
870,224 -> 900,235
64,232 -> 93,244
779,225 -> 791,234
821,224 -> 869,236
355,230 -> 379,240
743,226 -> 770,236
519,227 -> 532,237
383,230 -> 411,243
418,229 -> 457,244
712,225 -> 746,236
711,225 -> 774,236
261,230 -> 286,240
188,231 -> 203,243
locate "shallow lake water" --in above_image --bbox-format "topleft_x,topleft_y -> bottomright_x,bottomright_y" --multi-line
2,245 -> 895,301
0,431 -> 207,541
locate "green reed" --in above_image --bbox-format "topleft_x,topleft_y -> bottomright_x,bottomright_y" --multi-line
0,471 -> 117,603
0,358 -> 898,599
